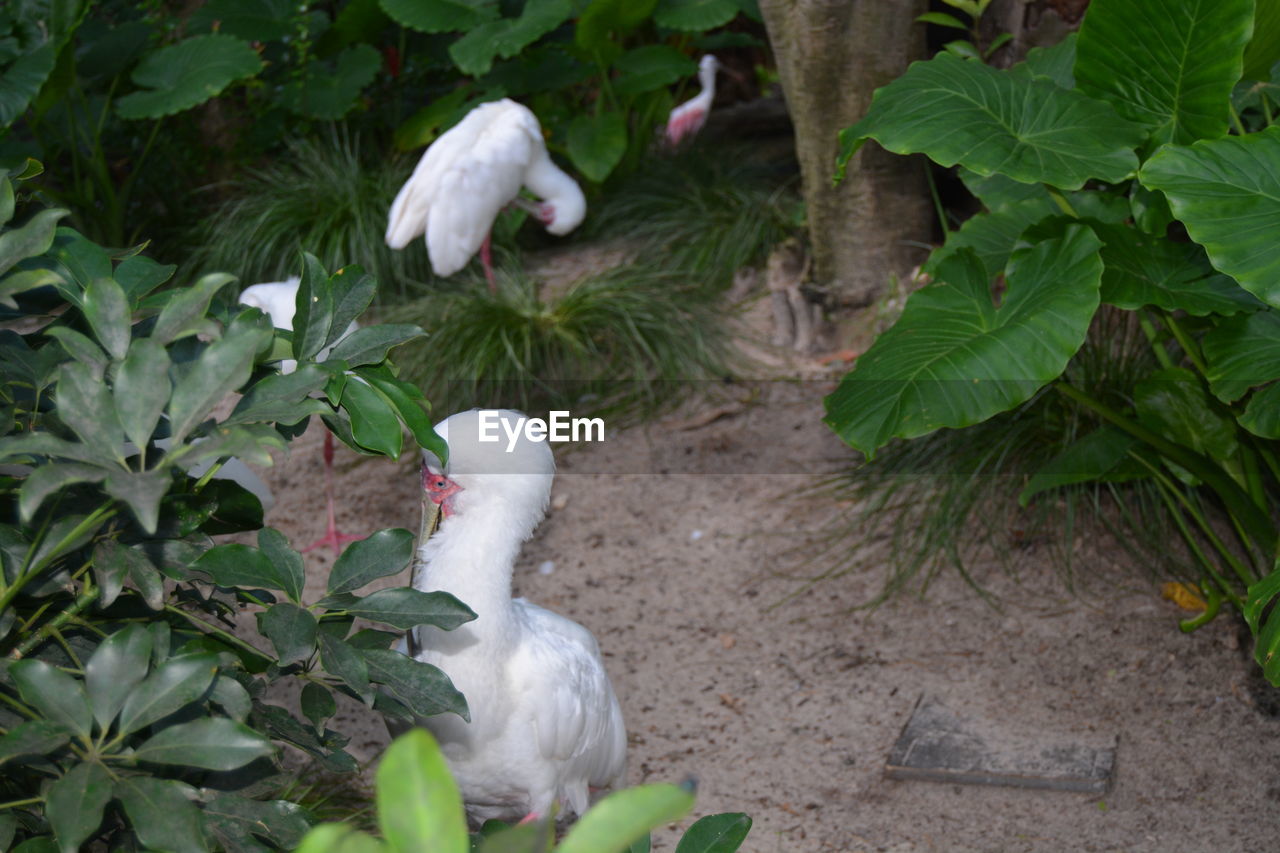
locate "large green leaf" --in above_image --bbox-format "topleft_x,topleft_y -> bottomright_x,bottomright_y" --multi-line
0,720 -> 71,763
116,654 -> 219,735
0,208 -> 69,279
376,730 -> 467,853
653,0 -> 738,31
825,226 -> 1104,455
1075,0 -> 1252,145
837,52 -> 1144,188
151,272 -> 236,345
326,325 -> 425,367
115,777 -> 206,853
318,633 -> 371,701
259,603 -> 318,665
168,317 -> 273,443
281,44 -> 382,120
1202,309 -> 1280,402
195,542 -> 291,592
45,761 -> 112,853
1243,0 -> 1280,81
17,463 -> 107,522
1020,426 -> 1142,509
203,795 -> 313,852
558,783 -> 696,853
448,0 -> 572,76
327,528 -> 415,594
566,110 -> 627,183
1135,367 -> 1239,464
134,717 -> 274,769
9,659 -> 92,737
1246,559 -> 1280,685
115,338 -> 172,451
674,813 -> 752,853
613,46 -> 696,96
57,360 -> 124,457
81,276 -> 131,360
344,587 -> 476,631
1140,127 -> 1280,308
362,649 -> 468,720
258,527 -> 305,602
378,0 -> 498,32
116,34 -> 263,119
84,625 -> 152,730
1095,224 -> 1263,315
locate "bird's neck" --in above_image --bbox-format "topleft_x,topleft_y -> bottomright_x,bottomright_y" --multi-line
412,502 -> 525,644
524,151 -> 577,204
698,65 -> 717,99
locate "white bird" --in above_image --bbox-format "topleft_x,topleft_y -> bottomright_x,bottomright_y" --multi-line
398,409 -> 626,823
666,54 -> 721,146
239,277 -> 360,554
385,99 -> 587,292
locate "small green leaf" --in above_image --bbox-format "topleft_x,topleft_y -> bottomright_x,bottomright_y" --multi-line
168,317 -> 274,443
81,276 -> 131,360
361,374 -> 441,456
379,0 -> 498,32
104,468 -> 171,536
115,776 -> 207,853
135,717 -> 275,770
341,378 -> 404,458
0,720 -> 71,764
345,588 -> 476,631
916,11 -> 968,28
327,528 -> 415,594
203,795 -> 313,851
18,463 -> 107,522
57,361 -> 125,458
362,648 -> 469,720
377,729 -> 468,853
558,783 -> 696,853
674,813 -> 753,853
318,633 -> 372,701
115,254 -> 176,300
566,110 -> 627,183
46,761 -> 112,853
259,527 -> 305,602
9,659 -> 93,737
1202,310 -> 1280,403
0,208 -> 69,278
210,674 -> 252,722
325,325 -> 425,367
151,272 -> 237,345
1019,427 -> 1143,507
115,338 -> 173,451
195,543 -> 288,592
116,653 -> 219,735
259,603 -> 319,665
85,625 -> 153,730
301,682 -> 337,729
116,34 -> 263,119
295,824 -> 388,853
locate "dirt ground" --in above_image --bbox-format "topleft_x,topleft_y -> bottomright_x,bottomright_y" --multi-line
248,283 -> 1280,853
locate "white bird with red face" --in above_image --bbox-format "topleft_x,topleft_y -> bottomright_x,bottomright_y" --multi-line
400,409 -> 626,823
385,99 -> 587,292
666,54 -> 721,146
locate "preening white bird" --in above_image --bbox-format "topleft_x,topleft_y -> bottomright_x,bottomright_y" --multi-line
397,409 -> 626,823
385,99 -> 587,292
666,54 -> 721,146
239,277 -> 361,554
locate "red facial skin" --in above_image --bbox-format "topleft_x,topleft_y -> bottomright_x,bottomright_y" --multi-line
422,464 -> 463,517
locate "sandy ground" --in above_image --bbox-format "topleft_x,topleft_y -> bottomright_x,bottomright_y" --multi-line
245,286 -> 1280,853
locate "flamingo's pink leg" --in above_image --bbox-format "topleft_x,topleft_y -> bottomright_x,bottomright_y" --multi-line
302,431 -> 362,554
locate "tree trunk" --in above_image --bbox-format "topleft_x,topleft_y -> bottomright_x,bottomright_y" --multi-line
759,0 -> 932,308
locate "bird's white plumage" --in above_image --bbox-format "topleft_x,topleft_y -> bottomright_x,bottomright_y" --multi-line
386,99 -> 587,277
666,54 -> 720,145
397,409 -> 626,822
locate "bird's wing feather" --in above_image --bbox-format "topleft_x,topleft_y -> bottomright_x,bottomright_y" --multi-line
512,601 -> 626,786
425,103 -> 539,276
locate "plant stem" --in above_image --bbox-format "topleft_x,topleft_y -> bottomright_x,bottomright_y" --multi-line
1137,312 -> 1174,369
0,797 -> 43,811
1229,101 -> 1247,136
1179,580 -> 1223,632
1161,312 -> 1207,374
1054,380 -> 1276,550
925,163 -> 948,234
162,604 -> 269,664
1045,185 -> 1078,217
10,581 -> 99,660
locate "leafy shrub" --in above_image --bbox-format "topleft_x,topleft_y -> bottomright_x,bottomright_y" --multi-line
296,728 -> 752,853
0,164 -> 471,850
825,0 -> 1280,676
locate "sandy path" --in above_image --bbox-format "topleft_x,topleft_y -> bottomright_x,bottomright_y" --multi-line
252,373 -> 1280,852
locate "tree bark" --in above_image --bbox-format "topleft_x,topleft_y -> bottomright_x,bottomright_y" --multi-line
759,0 -> 933,308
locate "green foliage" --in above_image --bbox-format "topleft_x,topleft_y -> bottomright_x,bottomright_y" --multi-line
296,729 -> 751,853
185,132 -> 435,303
830,0 -> 1280,672
0,167 -> 465,849
387,264 -> 732,422
586,143 -> 801,291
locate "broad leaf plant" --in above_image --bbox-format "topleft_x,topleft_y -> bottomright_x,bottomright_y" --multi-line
827,0 -> 1280,683
0,163 -> 471,851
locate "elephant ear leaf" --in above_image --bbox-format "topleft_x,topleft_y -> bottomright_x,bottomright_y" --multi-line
1245,563 -> 1280,686
824,225 -> 1103,456
116,34 -> 263,119
1140,127 -> 1280,309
